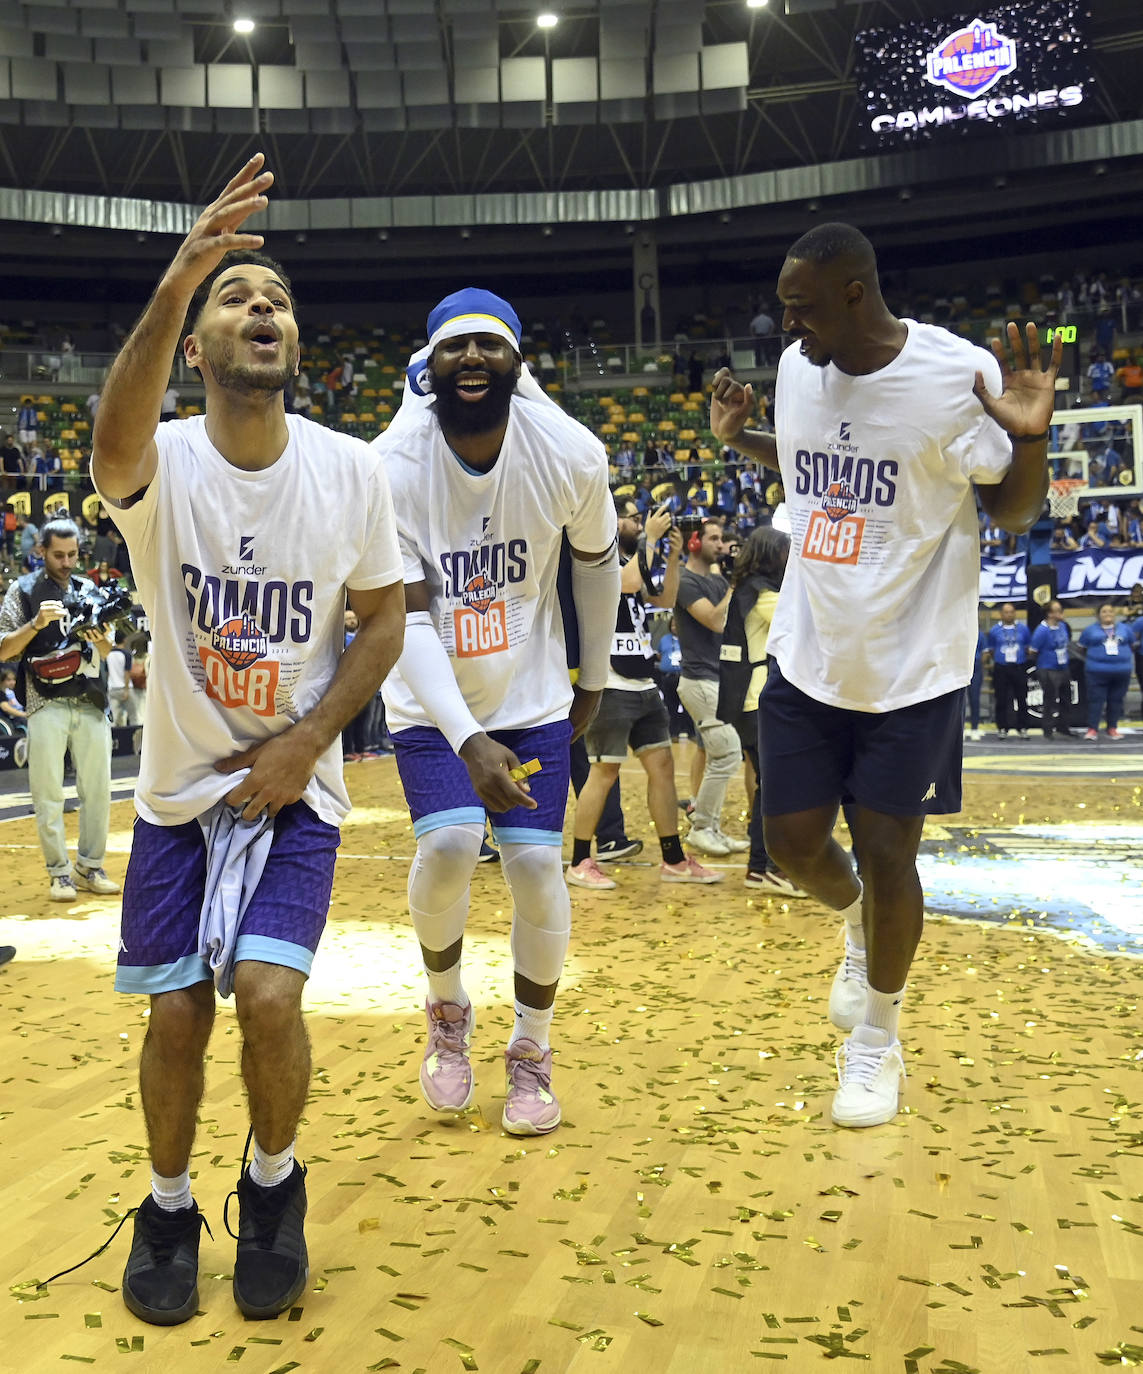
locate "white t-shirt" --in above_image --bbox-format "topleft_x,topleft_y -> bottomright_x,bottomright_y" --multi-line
94,414 -> 403,826
767,320 -> 1012,712
375,394 -> 614,734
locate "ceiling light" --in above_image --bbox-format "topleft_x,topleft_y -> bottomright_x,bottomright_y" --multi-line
746,0 -> 768,9
537,13 -> 559,28
233,18 -> 255,34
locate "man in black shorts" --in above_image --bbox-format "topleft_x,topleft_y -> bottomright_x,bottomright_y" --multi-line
710,222 -> 1060,1129
567,497 -> 721,889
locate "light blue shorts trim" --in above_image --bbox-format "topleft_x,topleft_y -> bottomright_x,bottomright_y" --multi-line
412,805 -> 486,838
114,937 -> 315,995
491,826 -> 564,846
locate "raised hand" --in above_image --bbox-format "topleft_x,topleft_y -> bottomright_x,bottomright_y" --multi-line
709,367 -> 755,443
163,154 -> 273,298
973,321 -> 1063,440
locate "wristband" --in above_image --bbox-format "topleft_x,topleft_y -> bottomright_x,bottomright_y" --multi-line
1010,430 -> 1049,444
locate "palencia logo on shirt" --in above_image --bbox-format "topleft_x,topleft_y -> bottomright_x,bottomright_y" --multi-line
211,612 -> 269,670
822,481 -> 859,524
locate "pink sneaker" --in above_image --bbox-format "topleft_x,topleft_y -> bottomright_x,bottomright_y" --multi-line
502,1039 -> 561,1135
419,1000 -> 475,1113
660,856 -> 723,883
1084,729 -> 1098,741
1107,729 -> 1123,740
565,857 -> 616,890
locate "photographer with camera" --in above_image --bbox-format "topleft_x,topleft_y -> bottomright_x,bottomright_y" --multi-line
674,518 -> 748,856
0,516 -> 121,901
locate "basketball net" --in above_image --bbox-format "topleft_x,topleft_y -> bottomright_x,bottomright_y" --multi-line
1047,478 -> 1085,521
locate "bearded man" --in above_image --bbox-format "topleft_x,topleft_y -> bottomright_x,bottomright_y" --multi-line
373,287 -> 618,1137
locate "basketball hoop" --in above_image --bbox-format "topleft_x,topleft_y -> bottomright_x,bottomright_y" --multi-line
1047,478 -> 1085,522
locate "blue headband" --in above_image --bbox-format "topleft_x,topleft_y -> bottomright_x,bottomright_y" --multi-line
425,288 -> 522,349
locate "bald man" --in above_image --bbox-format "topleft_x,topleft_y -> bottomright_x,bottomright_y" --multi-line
709,222 -> 1061,1128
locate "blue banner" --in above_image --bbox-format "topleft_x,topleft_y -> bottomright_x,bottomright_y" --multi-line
980,549 -> 1143,601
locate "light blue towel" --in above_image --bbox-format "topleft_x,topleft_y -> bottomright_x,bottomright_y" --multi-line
197,802 -> 275,998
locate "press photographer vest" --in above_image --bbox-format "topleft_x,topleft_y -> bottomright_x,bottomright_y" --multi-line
16,571 -> 108,710
611,575 -> 656,682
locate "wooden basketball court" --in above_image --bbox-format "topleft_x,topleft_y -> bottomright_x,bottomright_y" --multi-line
2,744 -> 1141,1373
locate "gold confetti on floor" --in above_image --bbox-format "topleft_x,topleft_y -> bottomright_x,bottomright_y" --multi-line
0,754 -> 1140,1372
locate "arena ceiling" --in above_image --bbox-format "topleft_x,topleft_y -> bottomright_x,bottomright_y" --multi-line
0,0 -> 1141,301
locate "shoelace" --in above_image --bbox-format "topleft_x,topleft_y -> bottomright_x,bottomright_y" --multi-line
842,942 -> 867,984
431,1012 -> 469,1055
223,1126 -> 302,1248
836,1038 -> 892,1089
38,1206 -> 212,1288
507,1052 -> 549,1098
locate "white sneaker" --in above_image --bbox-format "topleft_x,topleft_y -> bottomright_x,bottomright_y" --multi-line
744,869 -> 807,898
832,1025 -> 906,1128
74,865 -> 121,895
828,933 -> 867,1031
687,827 -> 731,856
969,728 -> 982,741
565,857 -> 616,890
49,873 -> 78,903
713,829 -> 749,853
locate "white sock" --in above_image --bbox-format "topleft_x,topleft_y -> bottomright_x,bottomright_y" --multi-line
425,961 -> 469,1008
863,984 -> 906,1041
510,1000 -> 554,1052
839,881 -> 865,951
250,1137 -> 296,1189
151,1168 -> 193,1212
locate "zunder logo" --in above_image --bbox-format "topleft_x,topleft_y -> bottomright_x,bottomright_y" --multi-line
239,535 -> 255,562
839,421 -> 852,442
925,19 -> 1017,101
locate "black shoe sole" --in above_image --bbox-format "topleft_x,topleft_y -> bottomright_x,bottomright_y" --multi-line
123,1281 -> 200,1326
233,1264 -> 309,1320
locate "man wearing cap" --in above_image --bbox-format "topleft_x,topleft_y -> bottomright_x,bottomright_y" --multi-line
373,288 -> 619,1136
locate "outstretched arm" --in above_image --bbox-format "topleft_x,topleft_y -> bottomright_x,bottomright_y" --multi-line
92,154 -> 274,502
709,368 -> 779,471
974,322 -> 1063,534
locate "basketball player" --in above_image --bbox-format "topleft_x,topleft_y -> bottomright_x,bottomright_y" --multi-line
91,154 -> 405,1322
709,223 -> 1060,1128
374,287 -> 618,1136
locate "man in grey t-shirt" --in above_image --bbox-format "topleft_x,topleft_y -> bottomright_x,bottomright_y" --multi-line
674,519 -> 745,856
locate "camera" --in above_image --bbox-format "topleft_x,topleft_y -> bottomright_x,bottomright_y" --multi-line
65,584 -> 136,641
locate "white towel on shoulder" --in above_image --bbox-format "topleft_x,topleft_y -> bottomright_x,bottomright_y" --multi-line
197,802 -> 275,998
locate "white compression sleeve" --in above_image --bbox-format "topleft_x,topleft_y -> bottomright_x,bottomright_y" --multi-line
398,611 -> 483,754
570,543 -> 621,691
500,842 -> 572,987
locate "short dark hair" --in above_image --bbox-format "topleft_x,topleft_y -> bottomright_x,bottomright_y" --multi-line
613,493 -> 638,518
787,222 -> 878,286
40,517 -> 81,549
183,250 -> 296,338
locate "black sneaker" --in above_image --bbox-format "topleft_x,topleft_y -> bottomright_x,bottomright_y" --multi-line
228,1164 -> 309,1319
476,840 -> 500,864
122,1197 -> 206,1326
595,838 -> 644,862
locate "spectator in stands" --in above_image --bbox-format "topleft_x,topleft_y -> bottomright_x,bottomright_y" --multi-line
987,602 -> 1032,738
17,399 -> 37,449
86,390 -> 102,421
1,666 -> 26,726
1124,583 -> 1143,705
642,439 -> 660,470
750,304 -> 775,366
674,518 -> 746,856
657,613 -> 689,739
671,349 -> 687,389
106,629 -> 140,727
1,432 -> 24,492
1088,350 -> 1114,401
979,510 -> 1003,554
160,384 -> 179,423
291,370 -> 312,418
1124,504 -> 1143,547
615,442 -> 636,473
1080,519 -> 1107,549
1117,353 -> 1143,403
687,351 -> 704,394
1051,522 -> 1079,551
1029,600 -> 1075,738
1078,603 -> 1135,740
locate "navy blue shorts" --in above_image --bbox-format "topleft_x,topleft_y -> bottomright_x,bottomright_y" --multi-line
758,661 -> 965,818
393,718 -> 573,846
116,800 -> 340,995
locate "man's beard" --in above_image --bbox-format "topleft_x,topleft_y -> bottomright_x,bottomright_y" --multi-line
618,529 -> 640,556
430,366 -> 517,437
201,337 -> 299,397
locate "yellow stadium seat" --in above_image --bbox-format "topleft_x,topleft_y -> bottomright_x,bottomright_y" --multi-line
632,386 -> 649,398
613,483 -> 636,498
60,402 -> 78,414
669,392 -> 686,405
621,431 -> 639,443
600,423 -> 618,435
698,448 -> 716,461
60,428 -> 77,441
687,391 -> 705,403
658,420 -> 676,433
37,395 -> 54,405
652,482 -> 675,503
628,412 -> 645,424
357,412 -> 375,423
678,429 -> 697,441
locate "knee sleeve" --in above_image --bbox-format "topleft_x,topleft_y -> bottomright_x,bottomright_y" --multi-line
500,843 -> 572,987
407,823 -> 484,953
701,720 -> 742,776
